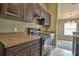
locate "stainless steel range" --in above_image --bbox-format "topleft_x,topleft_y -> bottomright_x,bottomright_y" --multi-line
27,27 -> 41,36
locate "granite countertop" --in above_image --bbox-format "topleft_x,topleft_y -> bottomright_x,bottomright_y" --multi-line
42,31 -> 55,35
0,33 -> 41,48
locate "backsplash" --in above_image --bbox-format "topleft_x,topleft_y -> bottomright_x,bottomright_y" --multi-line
0,18 -> 41,33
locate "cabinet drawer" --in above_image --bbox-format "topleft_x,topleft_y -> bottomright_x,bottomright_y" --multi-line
32,43 -> 40,49
10,48 -> 26,56
10,47 -> 26,55
9,43 -> 27,53
31,40 -> 40,45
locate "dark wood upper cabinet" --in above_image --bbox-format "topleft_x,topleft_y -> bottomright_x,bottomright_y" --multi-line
47,13 -> 51,26
0,3 -> 51,24
24,3 -> 33,21
40,8 -> 47,20
40,7 -> 51,26
3,3 -> 21,17
20,4 -> 24,17
40,7 -> 45,18
0,4 -> 3,14
33,4 -> 41,15
45,13 -> 51,26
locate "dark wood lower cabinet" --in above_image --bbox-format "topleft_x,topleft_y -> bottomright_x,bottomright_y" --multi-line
0,39 -> 41,56
31,40 -> 41,56
31,47 -> 40,56
31,42 -> 40,56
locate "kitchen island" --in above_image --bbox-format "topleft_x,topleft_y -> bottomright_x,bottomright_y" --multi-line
0,32 -> 41,56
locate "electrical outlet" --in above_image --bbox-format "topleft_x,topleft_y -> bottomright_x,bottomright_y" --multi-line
14,27 -> 17,32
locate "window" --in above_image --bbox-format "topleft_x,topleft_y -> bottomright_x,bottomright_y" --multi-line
64,21 -> 77,35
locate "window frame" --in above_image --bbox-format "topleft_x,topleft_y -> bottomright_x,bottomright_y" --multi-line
64,21 -> 77,36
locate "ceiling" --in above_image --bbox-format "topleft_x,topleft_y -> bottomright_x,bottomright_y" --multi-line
58,3 -> 79,20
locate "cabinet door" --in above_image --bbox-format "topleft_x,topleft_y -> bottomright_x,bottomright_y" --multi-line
40,7 -> 45,18
3,3 -> 21,17
31,40 -> 40,56
47,13 -> 51,26
24,3 -> 33,21
44,12 -> 48,25
0,4 -> 3,14
20,3 -> 24,18
32,4 -> 41,19
31,46 -> 40,56
33,4 -> 41,15
44,12 -> 51,26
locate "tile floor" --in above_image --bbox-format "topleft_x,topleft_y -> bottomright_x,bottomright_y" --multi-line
50,40 -> 73,56
50,48 -> 72,56
57,40 -> 72,51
